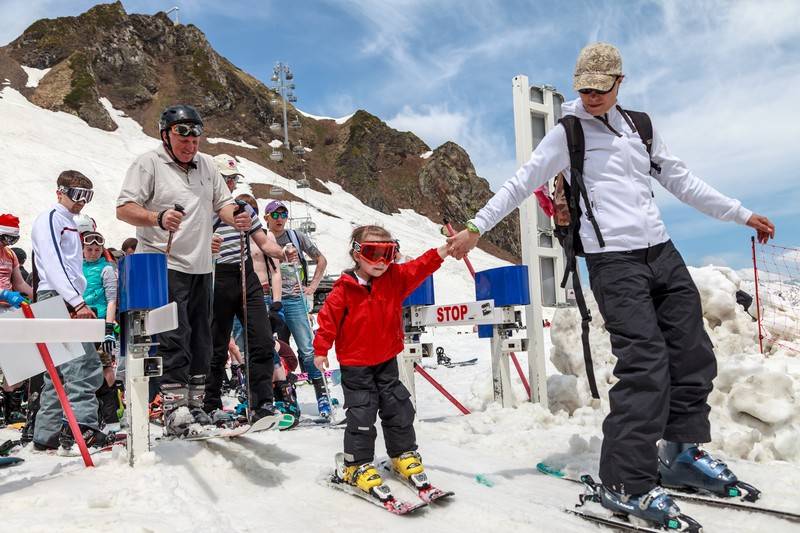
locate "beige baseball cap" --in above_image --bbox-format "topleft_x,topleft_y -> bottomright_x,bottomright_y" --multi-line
213,153 -> 242,177
573,42 -> 623,92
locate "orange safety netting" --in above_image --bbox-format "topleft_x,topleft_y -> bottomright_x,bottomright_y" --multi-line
752,238 -> 800,354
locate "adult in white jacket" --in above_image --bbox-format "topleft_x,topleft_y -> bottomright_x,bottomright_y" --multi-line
448,43 -> 774,525
30,170 -> 110,452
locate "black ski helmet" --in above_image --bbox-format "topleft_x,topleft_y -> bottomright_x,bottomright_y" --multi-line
158,104 -> 203,132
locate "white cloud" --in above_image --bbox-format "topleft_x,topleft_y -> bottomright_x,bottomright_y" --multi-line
387,103 -> 515,184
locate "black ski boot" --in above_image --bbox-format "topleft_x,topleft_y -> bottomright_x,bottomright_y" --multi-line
188,375 -> 213,426
311,377 -> 331,419
21,374 -> 44,445
578,475 -> 702,532
658,441 -> 761,501
273,379 -> 300,428
160,383 -> 192,437
58,423 -> 114,454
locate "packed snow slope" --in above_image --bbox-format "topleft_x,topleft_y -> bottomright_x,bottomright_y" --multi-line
1,76 -> 799,532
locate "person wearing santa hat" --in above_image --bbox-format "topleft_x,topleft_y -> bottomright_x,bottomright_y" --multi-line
0,213 -> 32,309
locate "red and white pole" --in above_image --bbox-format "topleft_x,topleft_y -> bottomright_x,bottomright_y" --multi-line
414,363 -> 470,415
21,303 -> 94,467
751,237 -> 764,354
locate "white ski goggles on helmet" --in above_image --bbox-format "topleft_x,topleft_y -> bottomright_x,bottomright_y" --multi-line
58,186 -> 94,204
170,123 -> 204,137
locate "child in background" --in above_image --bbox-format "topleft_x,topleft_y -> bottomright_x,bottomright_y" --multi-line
313,225 -> 448,498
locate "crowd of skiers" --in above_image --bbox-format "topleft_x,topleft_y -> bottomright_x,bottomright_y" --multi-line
0,41 -> 782,530
0,111 -> 340,451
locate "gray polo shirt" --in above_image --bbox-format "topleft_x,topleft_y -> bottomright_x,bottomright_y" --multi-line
117,145 -> 233,275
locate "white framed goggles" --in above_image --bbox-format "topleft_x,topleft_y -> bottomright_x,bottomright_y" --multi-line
57,186 -> 94,204
82,232 -> 105,246
170,123 -> 204,137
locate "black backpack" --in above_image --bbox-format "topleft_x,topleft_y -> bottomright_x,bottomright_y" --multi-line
553,108 -> 659,399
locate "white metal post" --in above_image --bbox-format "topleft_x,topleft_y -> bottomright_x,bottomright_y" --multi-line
490,326 -> 514,408
512,75 -> 567,407
397,343 -> 422,409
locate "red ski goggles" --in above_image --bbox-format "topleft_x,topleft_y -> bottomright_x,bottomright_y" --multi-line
352,241 -> 398,265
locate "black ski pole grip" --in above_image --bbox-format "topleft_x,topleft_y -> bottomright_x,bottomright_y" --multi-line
174,203 -> 185,213
233,199 -> 247,215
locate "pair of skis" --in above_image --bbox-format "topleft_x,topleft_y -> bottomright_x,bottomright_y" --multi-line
536,461 -> 800,530
157,413 -> 295,441
324,453 -> 454,515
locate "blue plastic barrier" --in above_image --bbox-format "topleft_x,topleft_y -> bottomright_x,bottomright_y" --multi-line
118,253 -> 169,312
403,274 -> 435,307
475,265 -> 530,338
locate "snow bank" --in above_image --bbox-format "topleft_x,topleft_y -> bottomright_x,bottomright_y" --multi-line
296,108 -> 354,124
21,65 -> 51,88
207,137 -> 258,149
549,265 -> 800,462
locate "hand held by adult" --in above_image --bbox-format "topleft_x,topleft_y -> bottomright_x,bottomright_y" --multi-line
446,229 -> 480,260
746,214 -> 776,244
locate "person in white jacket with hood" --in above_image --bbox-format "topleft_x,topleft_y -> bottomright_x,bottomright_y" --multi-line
448,43 -> 775,527
30,170 -> 111,453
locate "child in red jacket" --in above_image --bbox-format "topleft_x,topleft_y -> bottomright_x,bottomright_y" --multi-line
314,225 -> 448,497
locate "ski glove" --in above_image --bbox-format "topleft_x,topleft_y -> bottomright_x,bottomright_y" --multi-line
533,185 -> 555,217
102,322 -> 116,354
0,289 -> 25,308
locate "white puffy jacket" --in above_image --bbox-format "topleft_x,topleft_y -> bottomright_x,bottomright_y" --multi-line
474,99 -> 752,253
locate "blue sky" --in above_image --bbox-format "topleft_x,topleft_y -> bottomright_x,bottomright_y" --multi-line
1,0 -> 798,269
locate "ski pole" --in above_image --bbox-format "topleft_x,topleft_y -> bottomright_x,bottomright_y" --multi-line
165,203 -> 185,257
21,302 -> 94,467
234,200 -> 254,422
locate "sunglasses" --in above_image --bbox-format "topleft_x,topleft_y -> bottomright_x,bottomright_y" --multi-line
269,211 -> 289,219
578,77 -> 619,96
58,186 -> 94,204
170,123 -> 204,137
83,233 -> 105,246
353,241 -> 398,265
0,234 -> 19,246
224,174 -> 241,183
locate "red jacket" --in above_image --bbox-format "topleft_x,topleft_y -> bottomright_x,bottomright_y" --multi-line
313,248 -> 443,367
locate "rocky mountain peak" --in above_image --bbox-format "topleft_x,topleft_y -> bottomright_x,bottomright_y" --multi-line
0,2 -> 520,261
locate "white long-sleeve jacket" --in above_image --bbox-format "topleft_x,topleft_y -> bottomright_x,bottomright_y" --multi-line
31,203 -> 86,307
474,99 -> 752,253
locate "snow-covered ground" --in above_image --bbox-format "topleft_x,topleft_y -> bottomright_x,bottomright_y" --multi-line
1,76 -> 799,532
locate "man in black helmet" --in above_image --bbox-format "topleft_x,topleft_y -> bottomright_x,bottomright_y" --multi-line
116,104 -> 252,436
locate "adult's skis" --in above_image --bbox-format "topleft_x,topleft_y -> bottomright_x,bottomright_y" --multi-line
0,456 -> 23,468
179,413 -> 295,441
536,461 -> 800,524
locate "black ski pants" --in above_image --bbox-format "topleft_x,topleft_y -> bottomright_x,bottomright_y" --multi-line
341,357 -> 417,466
586,240 -> 716,495
159,270 -> 213,386
205,261 -> 275,410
